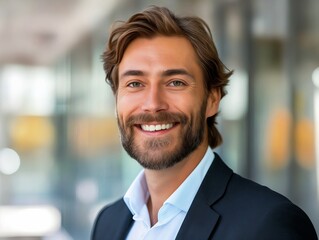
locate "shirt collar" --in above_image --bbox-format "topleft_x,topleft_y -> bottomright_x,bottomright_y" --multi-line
123,170 -> 149,216
164,147 -> 214,212
123,147 -> 215,216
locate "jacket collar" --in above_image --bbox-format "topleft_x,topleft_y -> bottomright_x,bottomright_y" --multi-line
175,153 -> 233,240
92,199 -> 133,240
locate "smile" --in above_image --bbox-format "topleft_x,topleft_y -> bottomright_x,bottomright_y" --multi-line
141,123 -> 174,132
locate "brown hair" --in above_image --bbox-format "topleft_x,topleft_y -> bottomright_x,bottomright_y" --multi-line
102,5 -> 233,148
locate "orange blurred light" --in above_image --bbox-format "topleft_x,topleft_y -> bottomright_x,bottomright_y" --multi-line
10,116 -> 55,152
295,119 -> 315,169
266,110 -> 291,170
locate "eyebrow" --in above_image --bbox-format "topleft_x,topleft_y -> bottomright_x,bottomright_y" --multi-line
120,70 -> 145,79
120,68 -> 194,79
161,69 -> 194,79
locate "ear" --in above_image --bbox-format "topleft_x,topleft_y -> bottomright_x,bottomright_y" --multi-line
206,88 -> 221,118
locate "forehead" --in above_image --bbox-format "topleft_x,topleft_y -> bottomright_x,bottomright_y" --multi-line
118,36 -> 201,74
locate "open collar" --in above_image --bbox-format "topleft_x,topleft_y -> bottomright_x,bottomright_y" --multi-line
96,153 -> 233,240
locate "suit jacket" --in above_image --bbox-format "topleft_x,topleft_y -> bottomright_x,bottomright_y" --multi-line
91,154 -> 318,240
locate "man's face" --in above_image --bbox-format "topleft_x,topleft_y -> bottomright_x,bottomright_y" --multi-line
116,36 -> 219,170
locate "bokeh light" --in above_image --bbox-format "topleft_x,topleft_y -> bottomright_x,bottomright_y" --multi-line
312,67 -> 319,87
0,148 -> 21,175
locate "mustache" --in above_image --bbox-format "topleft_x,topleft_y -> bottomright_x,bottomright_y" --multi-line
125,112 -> 188,127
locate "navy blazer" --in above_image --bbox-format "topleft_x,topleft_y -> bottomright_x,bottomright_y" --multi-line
91,154 -> 318,240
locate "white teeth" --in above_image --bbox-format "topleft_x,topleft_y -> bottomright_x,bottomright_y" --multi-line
141,123 -> 174,132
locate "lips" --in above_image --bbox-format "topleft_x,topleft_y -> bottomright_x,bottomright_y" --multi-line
141,123 -> 174,132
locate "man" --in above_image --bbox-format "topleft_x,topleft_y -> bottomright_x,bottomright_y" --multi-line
92,6 -> 317,240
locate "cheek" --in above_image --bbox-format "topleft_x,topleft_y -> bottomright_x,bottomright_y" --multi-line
116,95 -> 139,123
169,94 -> 193,110
168,97 -> 201,124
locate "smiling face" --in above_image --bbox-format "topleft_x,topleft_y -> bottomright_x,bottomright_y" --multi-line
116,36 -> 220,170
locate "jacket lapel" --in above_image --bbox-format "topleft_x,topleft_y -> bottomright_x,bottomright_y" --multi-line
109,200 -> 133,240
91,199 -> 133,240
175,153 -> 233,240
111,206 -> 133,239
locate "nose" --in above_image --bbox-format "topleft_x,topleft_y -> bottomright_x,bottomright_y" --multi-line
141,85 -> 168,112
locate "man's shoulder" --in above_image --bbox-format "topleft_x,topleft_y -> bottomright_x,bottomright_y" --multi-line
216,165 -> 299,216
204,156 -> 318,239
209,154 -> 312,220
229,173 -> 318,238
230,172 -> 290,203
207,154 -> 292,207
211,154 -> 292,206
91,198 -> 132,240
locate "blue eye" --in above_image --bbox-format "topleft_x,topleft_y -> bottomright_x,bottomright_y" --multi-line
128,82 -> 143,88
169,80 -> 186,87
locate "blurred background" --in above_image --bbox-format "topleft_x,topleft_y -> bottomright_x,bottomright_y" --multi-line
0,0 -> 318,239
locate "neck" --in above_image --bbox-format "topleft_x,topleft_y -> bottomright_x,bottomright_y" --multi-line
144,143 -> 208,226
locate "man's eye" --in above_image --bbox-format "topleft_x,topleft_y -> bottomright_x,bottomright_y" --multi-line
128,82 -> 142,88
169,80 -> 186,87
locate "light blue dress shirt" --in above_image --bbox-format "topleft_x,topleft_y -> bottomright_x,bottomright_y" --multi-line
123,147 -> 215,240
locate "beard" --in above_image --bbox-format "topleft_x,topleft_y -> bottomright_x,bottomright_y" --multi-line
117,102 -> 207,170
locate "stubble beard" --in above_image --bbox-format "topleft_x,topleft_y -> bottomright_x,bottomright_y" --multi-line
117,103 -> 207,170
